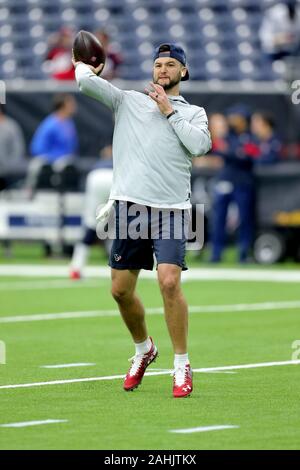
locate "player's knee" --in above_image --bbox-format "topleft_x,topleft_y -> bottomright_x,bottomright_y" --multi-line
159,275 -> 180,298
111,284 -> 131,304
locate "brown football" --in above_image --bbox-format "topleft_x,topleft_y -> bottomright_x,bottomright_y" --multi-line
73,30 -> 106,69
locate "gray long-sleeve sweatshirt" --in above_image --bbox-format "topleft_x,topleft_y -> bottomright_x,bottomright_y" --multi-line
0,117 -> 26,173
75,63 -> 211,208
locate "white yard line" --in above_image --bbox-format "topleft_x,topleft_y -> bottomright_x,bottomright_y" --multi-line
0,419 -> 68,428
1,265 -> 300,283
181,268 -> 300,283
0,280 -> 105,291
40,363 -> 96,369
0,359 -> 298,391
0,265 -> 108,278
190,301 -> 300,312
169,425 -> 239,434
149,368 -> 236,374
0,310 -> 116,323
1,300 -> 300,324
193,360 -> 300,373
204,371 -> 237,374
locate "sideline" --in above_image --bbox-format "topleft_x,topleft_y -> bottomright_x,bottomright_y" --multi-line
1,265 -> 300,282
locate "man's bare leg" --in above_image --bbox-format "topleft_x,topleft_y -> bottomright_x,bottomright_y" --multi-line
111,268 -> 147,343
157,264 -> 188,354
111,268 -> 158,391
157,263 -> 192,397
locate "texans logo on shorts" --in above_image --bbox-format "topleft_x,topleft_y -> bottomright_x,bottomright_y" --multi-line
114,254 -> 122,262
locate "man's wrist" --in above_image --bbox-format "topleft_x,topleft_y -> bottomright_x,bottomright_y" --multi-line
73,61 -> 83,69
166,110 -> 178,119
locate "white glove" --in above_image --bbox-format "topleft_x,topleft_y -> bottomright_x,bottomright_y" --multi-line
96,199 -> 115,223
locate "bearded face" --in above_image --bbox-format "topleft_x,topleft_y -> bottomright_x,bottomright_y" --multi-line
153,58 -> 186,90
154,72 -> 182,90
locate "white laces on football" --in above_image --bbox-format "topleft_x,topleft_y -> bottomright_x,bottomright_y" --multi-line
174,365 -> 187,386
128,353 -> 145,376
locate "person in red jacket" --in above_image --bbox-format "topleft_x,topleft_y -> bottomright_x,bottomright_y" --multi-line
93,30 -> 123,80
44,27 -> 75,81
251,112 -> 282,165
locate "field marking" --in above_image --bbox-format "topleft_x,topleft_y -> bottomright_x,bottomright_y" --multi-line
1,300 -> 300,324
149,368 -> 237,375
169,425 -> 239,434
40,363 -> 96,369
0,280 -> 105,291
0,419 -> 68,428
1,264 -> 300,283
0,310 -> 113,323
204,371 -> 237,374
0,359 -> 299,391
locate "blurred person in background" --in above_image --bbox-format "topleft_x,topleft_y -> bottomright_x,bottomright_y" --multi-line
193,113 -> 227,169
70,145 -> 113,280
209,113 -> 229,152
260,0 -> 300,62
210,104 -> 257,263
93,30 -> 123,80
26,94 -> 78,197
191,114 -> 226,255
251,112 -> 282,164
0,104 -> 26,257
44,27 -> 75,80
30,94 -> 78,165
0,104 -> 26,191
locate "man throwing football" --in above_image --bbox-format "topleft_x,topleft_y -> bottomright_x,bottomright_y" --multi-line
73,43 -> 211,398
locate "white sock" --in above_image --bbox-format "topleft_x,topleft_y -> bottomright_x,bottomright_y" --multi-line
135,337 -> 152,355
70,243 -> 89,272
174,353 -> 189,369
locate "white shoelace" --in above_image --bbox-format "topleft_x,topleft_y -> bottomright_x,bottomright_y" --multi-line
128,354 -> 145,376
173,365 -> 187,387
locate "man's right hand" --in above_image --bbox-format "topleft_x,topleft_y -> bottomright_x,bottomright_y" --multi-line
72,49 -> 104,76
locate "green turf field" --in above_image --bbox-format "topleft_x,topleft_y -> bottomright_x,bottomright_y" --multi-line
0,263 -> 300,450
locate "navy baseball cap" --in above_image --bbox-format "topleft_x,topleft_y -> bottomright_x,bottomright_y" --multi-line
153,43 -> 189,81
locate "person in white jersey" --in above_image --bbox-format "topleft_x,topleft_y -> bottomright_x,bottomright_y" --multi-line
70,147 -> 113,280
73,43 -> 211,398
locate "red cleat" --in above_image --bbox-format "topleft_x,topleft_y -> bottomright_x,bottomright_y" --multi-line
173,364 -> 193,398
70,270 -> 81,280
123,337 -> 158,391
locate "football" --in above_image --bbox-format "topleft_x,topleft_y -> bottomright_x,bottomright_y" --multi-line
73,30 -> 106,69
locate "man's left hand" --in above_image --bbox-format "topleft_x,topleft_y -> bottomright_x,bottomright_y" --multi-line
146,82 -> 174,116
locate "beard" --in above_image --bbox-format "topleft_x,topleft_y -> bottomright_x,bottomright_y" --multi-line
153,72 -> 182,90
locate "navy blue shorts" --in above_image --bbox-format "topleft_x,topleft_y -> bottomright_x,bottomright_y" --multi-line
109,201 -> 188,271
